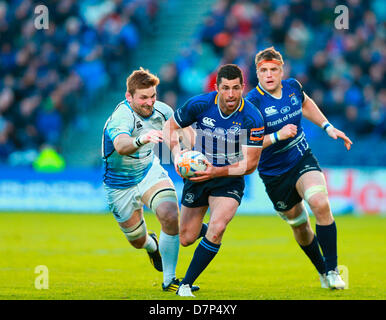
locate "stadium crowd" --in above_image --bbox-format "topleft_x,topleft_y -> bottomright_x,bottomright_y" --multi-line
157,0 -> 385,148
0,0 -> 158,165
0,0 -> 384,167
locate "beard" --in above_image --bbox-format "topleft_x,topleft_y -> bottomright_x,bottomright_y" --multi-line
134,104 -> 154,118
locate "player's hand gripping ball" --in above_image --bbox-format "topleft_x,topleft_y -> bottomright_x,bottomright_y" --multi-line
176,151 -> 208,178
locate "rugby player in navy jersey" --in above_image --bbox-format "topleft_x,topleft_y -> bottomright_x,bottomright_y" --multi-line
163,64 -> 265,296
246,47 -> 352,289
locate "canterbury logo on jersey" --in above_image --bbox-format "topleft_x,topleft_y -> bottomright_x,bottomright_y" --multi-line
202,117 -> 216,127
265,106 -> 278,116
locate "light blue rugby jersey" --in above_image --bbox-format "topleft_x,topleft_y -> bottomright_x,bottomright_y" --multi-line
246,78 -> 307,176
174,91 -> 264,166
102,99 -> 173,188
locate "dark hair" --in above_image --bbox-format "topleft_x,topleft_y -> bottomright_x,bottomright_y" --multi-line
126,67 -> 160,96
216,64 -> 244,86
255,47 -> 284,67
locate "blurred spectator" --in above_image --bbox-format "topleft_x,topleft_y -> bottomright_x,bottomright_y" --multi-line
0,0 -> 159,166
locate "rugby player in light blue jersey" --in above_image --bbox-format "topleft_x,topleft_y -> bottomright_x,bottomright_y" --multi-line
102,68 -> 198,293
246,47 -> 353,290
164,64 -> 265,297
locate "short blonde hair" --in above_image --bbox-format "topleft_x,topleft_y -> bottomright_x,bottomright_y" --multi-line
126,67 -> 160,96
255,47 -> 284,68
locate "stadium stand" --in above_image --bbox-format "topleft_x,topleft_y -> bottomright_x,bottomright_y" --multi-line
0,0 -> 159,165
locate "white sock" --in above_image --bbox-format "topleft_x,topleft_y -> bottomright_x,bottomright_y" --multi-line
159,231 -> 179,285
142,234 -> 157,253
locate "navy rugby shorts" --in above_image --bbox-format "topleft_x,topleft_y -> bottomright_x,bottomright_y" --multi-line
181,176 -> 245,208
259,149 -> 322,212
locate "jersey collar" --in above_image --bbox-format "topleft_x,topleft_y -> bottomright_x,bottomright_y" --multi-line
124,100 -> 134,111
257,82 -> 283,100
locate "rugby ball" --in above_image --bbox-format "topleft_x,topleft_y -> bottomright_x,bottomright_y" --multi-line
176,151 -> 208,178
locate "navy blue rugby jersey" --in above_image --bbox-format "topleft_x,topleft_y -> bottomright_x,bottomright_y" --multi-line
173,91 -> 264,167
246,78 -> 308,176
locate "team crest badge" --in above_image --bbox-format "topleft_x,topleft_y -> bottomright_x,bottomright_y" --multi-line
185,193 -> 194,204
291,95 -> 299,106
277,201 -> 287,210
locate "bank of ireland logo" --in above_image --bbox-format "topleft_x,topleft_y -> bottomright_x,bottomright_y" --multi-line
265,106 -> 278,117
280,106 -> 291,114
202,117 -> 216,128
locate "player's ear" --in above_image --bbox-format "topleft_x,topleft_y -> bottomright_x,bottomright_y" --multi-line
125,91 -> 133,103
214,83 -> 218,92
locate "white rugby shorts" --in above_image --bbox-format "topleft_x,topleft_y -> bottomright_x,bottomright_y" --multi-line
104,161 -> 172,223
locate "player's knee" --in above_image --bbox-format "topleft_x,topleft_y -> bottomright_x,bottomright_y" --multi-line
179,222 -> 201,246
304,185 -> 329,210
307,193 -> 330,212
180,232 -> 196,247
208,220 -> 227,239
156,203 -> 178,227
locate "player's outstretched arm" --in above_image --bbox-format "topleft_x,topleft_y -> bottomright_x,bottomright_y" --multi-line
189,146 -> 261,182
113,130 -> 163,155
178,126 -> 196,150
302,93 -> 353,150
163,117 -> 185,176
163,117 -> 183,159
262,124 -> 298,149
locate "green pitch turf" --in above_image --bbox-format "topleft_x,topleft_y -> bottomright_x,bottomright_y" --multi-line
1,212 -> 385,300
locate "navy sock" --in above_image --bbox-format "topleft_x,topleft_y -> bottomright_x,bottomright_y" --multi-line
182,237 -> 220,286
198,223 -> 208,239
299,235 -> 326,275
316,221 -> 338,272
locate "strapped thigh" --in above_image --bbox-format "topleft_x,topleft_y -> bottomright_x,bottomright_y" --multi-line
277,207 -> 309,227
148,188 -> 178,213
304,185 -> 328,203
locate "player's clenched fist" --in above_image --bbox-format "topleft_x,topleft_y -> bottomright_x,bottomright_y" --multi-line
279,124 -> 297,140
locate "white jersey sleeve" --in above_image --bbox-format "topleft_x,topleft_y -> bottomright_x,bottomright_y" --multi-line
153,100 -> 174,121
106,104 -> 135,141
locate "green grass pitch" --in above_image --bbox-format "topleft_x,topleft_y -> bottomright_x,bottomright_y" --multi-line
1,212 -> 385,300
